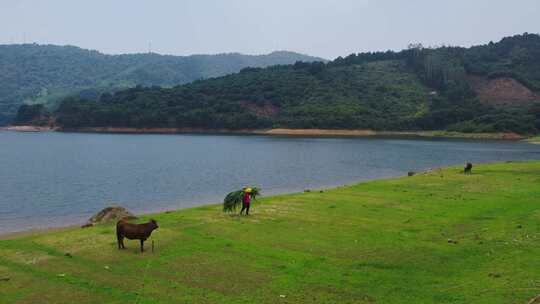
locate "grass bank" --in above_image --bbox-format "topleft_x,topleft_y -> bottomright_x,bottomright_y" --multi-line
375,130 -> 525,140
528,136 -> 540,143
1,161 -> 540,303
8,125 -> 525,140
260,129 -> 524,139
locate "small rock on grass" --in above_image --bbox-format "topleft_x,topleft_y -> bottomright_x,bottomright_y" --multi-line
528,294 -> 540,304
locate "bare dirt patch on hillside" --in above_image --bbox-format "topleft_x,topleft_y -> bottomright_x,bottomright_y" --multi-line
468,76 -> 540,106
239,101 -> 280,117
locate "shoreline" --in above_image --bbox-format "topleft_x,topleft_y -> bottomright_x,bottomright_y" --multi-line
0,169 -> 417,238
0,159 -> 525,239
0,224 -> 81,240
3,160 -> 539,302
1,125 -> 528,140
527,136 -> 540,144
0,125 -> 57,132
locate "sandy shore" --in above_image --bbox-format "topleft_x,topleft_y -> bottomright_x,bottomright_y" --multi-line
55,127 -> 527,140
1,125 -> 56,132
258,128 -> 376,136
2,125 -> 528,140
60,127 -> 377,137
61,127 -> 257,134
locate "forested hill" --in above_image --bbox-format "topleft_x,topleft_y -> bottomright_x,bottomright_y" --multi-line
0,44 -> 324,125
22,33 -> 540,134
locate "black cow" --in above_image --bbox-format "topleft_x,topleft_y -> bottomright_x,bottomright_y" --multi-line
464,162 -> 473,174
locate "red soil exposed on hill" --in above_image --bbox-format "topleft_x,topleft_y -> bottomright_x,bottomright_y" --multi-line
468,76 -> 540,106
239,101 -> 280,117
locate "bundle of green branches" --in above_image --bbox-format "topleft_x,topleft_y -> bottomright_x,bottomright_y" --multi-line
223,187 -> 261,212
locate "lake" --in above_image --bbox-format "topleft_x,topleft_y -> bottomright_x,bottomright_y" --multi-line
1,131 -> 540,234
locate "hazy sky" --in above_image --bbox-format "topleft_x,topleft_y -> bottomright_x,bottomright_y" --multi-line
1,0 -> 539,59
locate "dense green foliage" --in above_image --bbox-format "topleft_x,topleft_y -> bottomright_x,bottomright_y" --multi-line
1,161 -> 540,303
12,104 -> 51,126
50,33 -> 540,134
0,44 -> 323,125
464,33 -> 540,91
55,60 -> 431,130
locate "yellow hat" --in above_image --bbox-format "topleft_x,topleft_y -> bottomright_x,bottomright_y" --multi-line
244,187 -> 252,193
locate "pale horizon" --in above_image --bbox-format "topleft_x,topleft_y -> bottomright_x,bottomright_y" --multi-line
1,0 -> 539,59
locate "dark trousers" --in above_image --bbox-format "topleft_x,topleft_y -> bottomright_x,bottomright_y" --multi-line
240,202 -> 250,215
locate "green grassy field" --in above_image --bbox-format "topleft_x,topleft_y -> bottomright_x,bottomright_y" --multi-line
529,136 -> 540,143
1,161 -> 540,303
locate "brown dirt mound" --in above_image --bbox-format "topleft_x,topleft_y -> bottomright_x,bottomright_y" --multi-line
501,132 -> 524,140
468,76 -> 540,106
82,205 -> 137,227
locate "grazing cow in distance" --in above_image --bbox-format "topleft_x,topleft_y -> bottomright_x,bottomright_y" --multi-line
116,219 -> 158,253
464,162 -> 473,174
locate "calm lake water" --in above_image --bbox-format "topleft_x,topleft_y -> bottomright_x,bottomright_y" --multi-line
1,131 -> 540,234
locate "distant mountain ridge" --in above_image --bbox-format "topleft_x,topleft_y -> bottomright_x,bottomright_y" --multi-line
0,44 -> 325,125
38,33 -> 540,135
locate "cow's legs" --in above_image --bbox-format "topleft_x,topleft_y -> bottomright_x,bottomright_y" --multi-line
140,239 -> 144,253
117,234 -> 124,249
